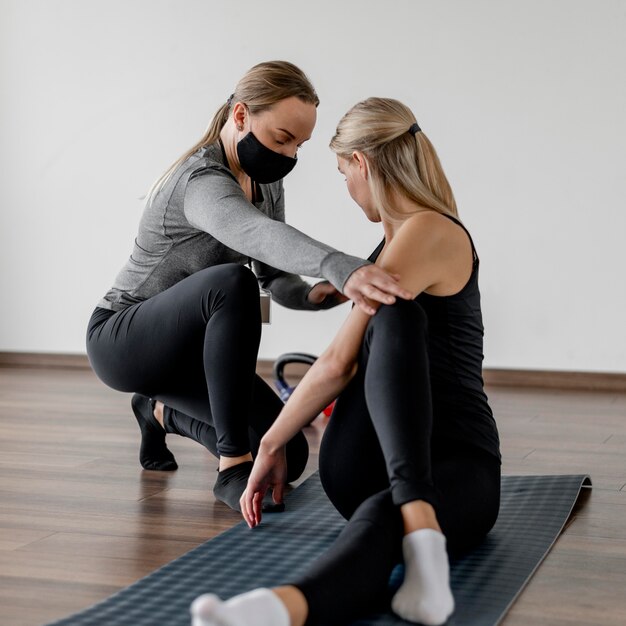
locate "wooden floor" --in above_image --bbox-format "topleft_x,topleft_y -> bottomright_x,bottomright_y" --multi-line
0,367 -> 625,626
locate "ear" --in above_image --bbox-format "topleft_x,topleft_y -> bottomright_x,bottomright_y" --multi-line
232,102 -> 248,131
352,151 -> 369,180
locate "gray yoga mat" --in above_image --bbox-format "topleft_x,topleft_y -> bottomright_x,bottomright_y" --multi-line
48,471 -> 590,626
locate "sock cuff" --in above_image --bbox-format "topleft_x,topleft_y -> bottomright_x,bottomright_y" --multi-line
402,528 -> 447,554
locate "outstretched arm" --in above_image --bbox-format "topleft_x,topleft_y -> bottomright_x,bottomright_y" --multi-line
184,167 -> 369,290
184,167 -> 412,313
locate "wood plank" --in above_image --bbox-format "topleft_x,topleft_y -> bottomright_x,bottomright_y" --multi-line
0,528 -> 55,551
17,531 -> 202,562
0,578 -> 120,626
0,352 -> 90,370
483,368 -> 626,392
503,535 -> 626,625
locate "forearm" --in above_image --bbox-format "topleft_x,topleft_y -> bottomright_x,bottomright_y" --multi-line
221,210 -> 366,290
261,357 -> 356,453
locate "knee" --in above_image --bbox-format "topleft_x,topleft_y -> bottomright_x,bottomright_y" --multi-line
198,264 -> 259,320
210,263 -> 258,293
350,489 -> 396,524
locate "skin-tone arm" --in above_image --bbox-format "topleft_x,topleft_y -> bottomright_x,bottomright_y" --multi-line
240,210 -> 472,527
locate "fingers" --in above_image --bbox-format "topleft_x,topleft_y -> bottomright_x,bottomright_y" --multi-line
369,268 -> 412,299
252,491 -> 264,526
360,284 -> 397,306
345,266 -> 413,308
310,282 -> 337,298
241,485 -> 265,528
273,482 -> 284,505
240,487 -> 255,528
355,296 -> 377,316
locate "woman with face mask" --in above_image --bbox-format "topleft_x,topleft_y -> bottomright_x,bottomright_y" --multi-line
86,61 -> 411,513
192,98 -> 501,626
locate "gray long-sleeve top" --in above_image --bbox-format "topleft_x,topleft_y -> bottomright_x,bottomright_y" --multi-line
98,142 -> 370,312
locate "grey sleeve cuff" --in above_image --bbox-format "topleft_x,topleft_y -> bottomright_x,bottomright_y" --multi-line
320,251 -> 372,291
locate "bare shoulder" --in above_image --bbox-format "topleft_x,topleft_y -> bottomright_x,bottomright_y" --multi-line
393,210 -> 461,251
380,210 -> 473,297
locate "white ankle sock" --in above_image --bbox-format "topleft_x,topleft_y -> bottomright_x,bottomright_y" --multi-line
190,588 -> 290,626
391,528 -> 455,625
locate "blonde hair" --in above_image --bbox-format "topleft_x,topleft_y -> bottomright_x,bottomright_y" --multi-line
329,97 -> 458,223
146,60 -> 319,203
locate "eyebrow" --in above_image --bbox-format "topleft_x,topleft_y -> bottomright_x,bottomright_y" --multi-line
277,128 -> 296,140
277,128 -> 311,143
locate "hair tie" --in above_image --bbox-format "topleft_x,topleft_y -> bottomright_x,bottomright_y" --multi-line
227,93 -> 235,107
409,122 -> 421,135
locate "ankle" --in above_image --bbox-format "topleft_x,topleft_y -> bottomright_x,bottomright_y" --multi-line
400,500 -> 442,534
153,401 -> 165,429
273,586 -> 308,626
219,452 -> 253,472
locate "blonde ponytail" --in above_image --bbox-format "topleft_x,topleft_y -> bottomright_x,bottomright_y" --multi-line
330,97 -> 458,223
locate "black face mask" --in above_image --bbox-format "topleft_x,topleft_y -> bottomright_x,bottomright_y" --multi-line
236,131 -> 297,184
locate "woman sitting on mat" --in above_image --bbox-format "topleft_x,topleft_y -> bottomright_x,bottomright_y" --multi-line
85,61 -> 411,513
191,97 -> 502,626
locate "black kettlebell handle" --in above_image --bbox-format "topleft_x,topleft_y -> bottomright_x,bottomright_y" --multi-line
273,352 -> 318,386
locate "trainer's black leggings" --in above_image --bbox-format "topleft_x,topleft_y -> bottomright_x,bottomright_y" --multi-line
291,299 -> 501,626
86,263 -> 308,481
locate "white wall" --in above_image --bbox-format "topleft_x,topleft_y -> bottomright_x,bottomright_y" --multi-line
1,0 -> 625,372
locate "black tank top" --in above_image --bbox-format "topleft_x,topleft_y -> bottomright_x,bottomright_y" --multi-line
367,214 -> 501,462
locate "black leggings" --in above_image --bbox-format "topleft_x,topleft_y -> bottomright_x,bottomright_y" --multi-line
291,299 -> 501,626
86,263 -> 308,481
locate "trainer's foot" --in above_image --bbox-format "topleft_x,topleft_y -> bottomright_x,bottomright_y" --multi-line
213,461 -> 253,512
213,461 -> 285,514
131,394 -> 178,471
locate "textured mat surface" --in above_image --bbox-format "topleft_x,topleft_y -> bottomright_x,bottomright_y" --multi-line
48,472 -> 590,626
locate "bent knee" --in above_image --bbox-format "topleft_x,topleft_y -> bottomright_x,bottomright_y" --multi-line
193,264 -> 259,321
208,263 -> 257,291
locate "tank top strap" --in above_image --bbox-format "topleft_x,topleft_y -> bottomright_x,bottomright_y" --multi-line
367,238 -> 386,263
440,213 -> 479,265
